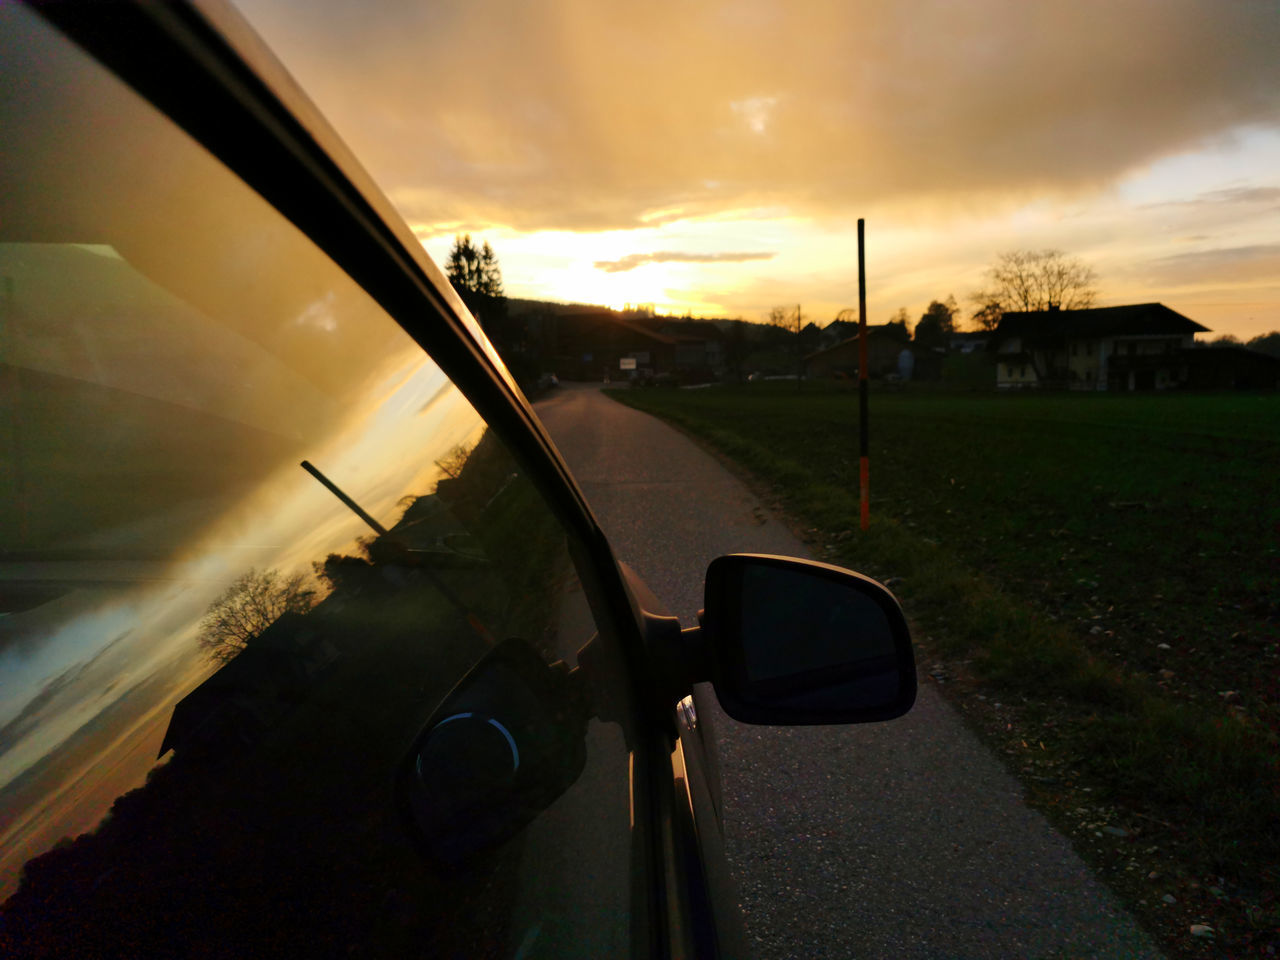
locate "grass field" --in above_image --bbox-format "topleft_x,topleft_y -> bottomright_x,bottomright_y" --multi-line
610,381 -> 1280,955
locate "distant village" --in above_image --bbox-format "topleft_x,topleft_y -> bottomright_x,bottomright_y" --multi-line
497,297 -> 1280,393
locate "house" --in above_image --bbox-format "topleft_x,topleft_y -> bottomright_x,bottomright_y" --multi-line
159,612 -> 339,758
820,319 -> 860,349
531,310 -> 679,380
947,331 -> 989,354
521,308 -> 726,381
990,303 -> 1208,391
656,319 -> 727,376
804,324 -> 933,380
1183,345 -> 1280,390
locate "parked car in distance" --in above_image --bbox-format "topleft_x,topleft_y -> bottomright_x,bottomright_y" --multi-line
0,2 -> 915,957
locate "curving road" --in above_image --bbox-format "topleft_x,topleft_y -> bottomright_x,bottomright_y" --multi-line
536,382 -> 1161,960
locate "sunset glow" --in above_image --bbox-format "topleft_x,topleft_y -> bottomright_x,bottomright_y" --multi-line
240,0 -> 1280,338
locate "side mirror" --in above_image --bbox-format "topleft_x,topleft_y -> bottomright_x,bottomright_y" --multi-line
701,554 -> 915,725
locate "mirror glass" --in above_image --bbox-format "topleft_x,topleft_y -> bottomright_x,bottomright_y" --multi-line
712,555 -> 913,721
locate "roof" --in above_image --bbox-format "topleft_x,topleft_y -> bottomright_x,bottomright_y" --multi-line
658,319 -> 724,341
563,311 -> 681,344
158,612 -> 311,756
993,304 -> 1208,341
609,316 -> 678,344
803,330 -> 913,362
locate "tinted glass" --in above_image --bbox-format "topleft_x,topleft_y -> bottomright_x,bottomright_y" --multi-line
0,7 -> 637,956
741,564 -> 895,683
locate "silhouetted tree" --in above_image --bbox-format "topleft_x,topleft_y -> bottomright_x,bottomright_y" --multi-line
971,249 -> 1097,317
889,307 -> 913,337
478,242 -> 503,297
724,319 -> 751,380
434,442 -> 474,480
767,305 -> 797,334
447,234 -> 503,300
767,305 -> 805,382
969,297 -> 1004,331
445,236 -> 537,390
883,316 -> 911,344
913,297 -> 958,349
1247,331 -> 1280,357
446,234 -> 481,294
197,568 -> 316,663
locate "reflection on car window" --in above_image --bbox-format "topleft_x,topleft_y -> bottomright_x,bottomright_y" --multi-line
0,6 -> 636,957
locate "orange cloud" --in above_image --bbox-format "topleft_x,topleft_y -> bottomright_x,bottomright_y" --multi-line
1145,243 -> 1280,286
237,0 -> 1280,232
594,251 -> 776,273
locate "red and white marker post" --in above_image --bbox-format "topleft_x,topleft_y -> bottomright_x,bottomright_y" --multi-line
857,219 -> 870,531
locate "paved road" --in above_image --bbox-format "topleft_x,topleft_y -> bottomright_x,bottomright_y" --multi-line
536,382 -> 1161,960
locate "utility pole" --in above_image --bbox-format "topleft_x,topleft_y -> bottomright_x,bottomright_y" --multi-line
796,303 -> 803,389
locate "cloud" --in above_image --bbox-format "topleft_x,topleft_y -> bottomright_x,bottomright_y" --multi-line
1196,186 -> 1280,206
594,250 -> 777,273
239,0 -> 1280,232
1145,243 -> 1280,286
1143,185 -> 1280,210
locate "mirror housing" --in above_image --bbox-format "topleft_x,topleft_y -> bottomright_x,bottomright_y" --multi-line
702,554 -> 915,725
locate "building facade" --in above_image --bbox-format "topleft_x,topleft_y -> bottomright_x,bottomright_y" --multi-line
991,304 -> 1208,391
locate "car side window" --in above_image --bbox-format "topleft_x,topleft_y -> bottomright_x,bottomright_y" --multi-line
0,6 -> 638,957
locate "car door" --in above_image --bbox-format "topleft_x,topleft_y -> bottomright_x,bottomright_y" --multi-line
0,2 -> 731,956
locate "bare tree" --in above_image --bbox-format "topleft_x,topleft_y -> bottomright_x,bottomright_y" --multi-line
971,249 -> 1097,323
767,305 -> 798,333
434,442 -> 474,480
197,568 -> 316,664
767,305 -> 805,383
969,297 -> 1004,332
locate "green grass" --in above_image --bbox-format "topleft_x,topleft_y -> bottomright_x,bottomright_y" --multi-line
610,381 -> 1280,883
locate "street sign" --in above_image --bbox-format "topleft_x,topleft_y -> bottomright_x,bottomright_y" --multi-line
619,357 -> 637,370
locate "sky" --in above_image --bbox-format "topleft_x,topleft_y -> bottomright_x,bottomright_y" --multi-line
235,0 -> 1280,339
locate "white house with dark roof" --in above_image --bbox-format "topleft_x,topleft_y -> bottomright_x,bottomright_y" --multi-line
990,303 -> 1208,391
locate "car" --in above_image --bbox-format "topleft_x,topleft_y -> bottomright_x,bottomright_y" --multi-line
0,2 -> 915,957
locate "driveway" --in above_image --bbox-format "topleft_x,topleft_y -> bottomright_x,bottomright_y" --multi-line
536,381 -> 1161,960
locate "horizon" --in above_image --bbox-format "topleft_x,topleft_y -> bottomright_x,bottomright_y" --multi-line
478,294 -> 1275,345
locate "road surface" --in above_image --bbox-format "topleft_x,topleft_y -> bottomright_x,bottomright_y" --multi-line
536,382 -> 1161,960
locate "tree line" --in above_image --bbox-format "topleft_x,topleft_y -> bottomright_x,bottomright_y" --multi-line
766,249 -> 1099,353
442,235 -> 1278,376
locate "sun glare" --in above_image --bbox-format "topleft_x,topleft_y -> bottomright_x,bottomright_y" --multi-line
554,261 -> 681,312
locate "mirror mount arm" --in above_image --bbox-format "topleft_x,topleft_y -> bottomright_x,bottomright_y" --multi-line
640,611 -> 711,709
681,623 -> 710,686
